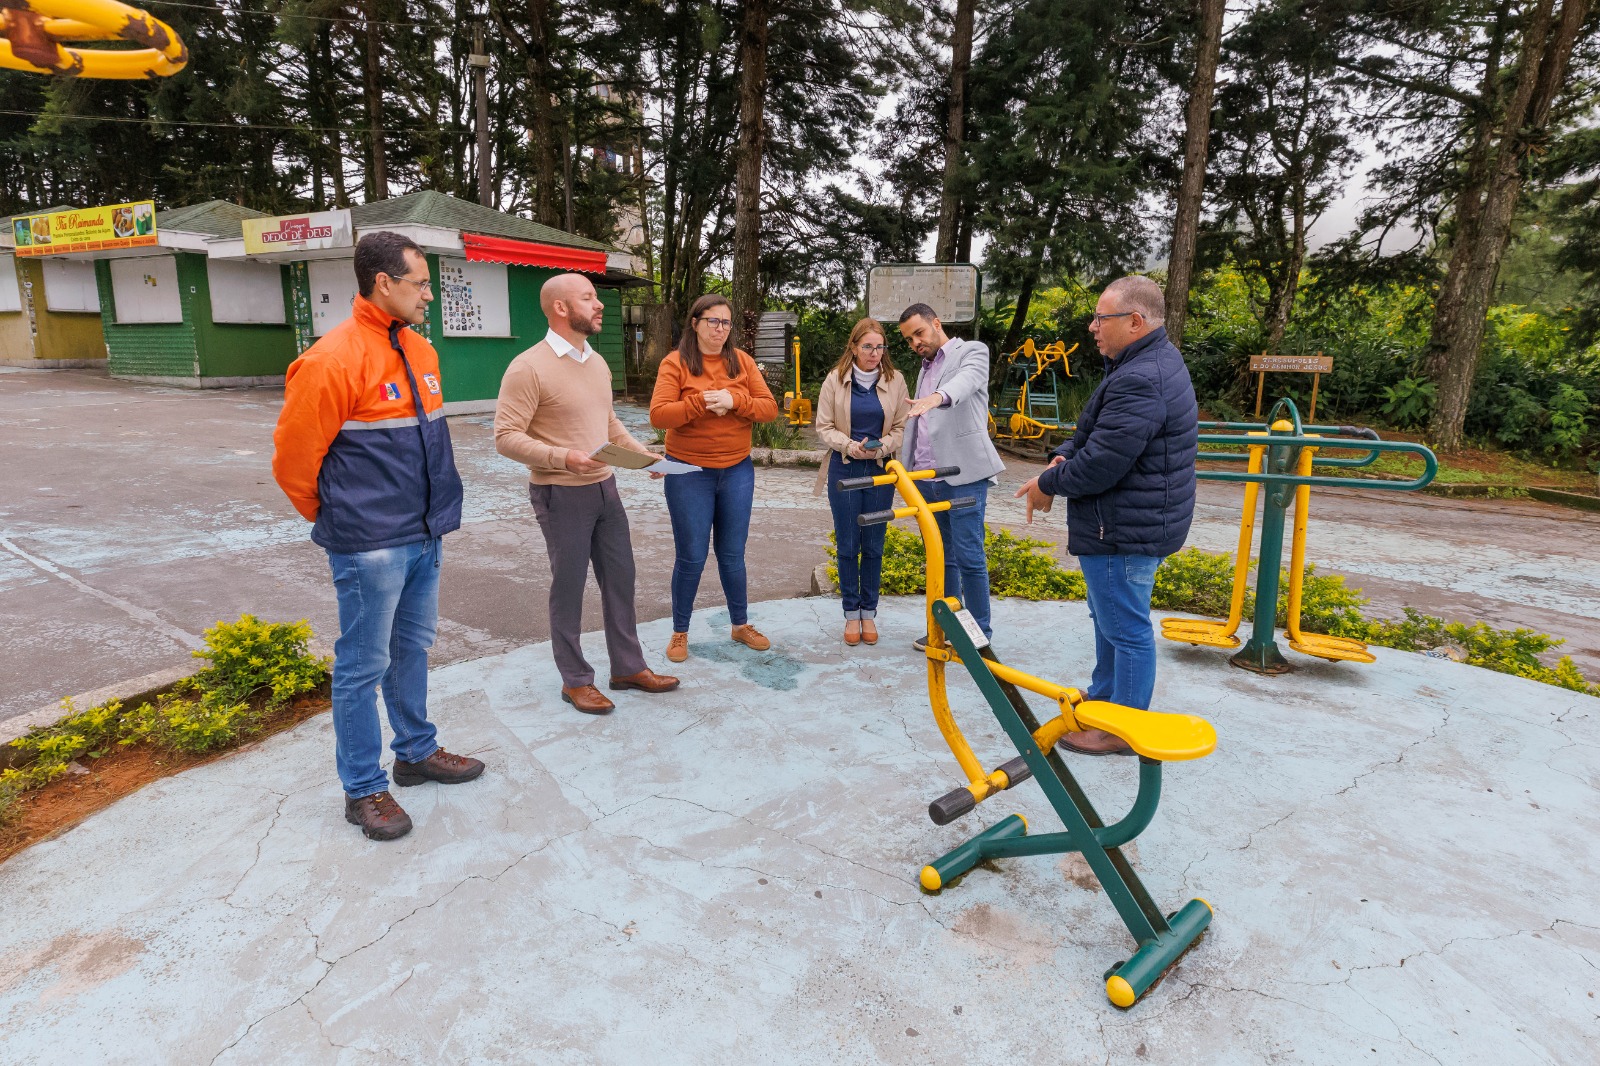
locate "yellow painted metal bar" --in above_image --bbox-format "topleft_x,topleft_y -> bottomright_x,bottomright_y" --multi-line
1218,439 -> 1266,637
1284,444 -> 1316,643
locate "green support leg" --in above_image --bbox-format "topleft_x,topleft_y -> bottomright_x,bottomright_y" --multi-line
1105,898 -> 1214,1007
1232,431 -> 1296,674
919,814 -> 1028,892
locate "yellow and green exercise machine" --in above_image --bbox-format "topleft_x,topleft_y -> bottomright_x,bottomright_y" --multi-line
837,460 -> 1217,1008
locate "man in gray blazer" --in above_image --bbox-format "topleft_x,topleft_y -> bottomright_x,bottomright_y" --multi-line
899,302 -> 1006,642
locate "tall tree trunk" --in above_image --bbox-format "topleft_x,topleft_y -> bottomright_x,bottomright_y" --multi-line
494,0 -> 560,225
362,0 -> 387,200
1264,193 -> 1307,350
731,0 -> 771,353
935,0 -> 975,262
1165,0 -> 1225,346
1425,0 -> 1587,449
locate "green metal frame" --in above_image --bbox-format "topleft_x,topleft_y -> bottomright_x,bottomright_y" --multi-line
924,599 -> 1211,1006
1200,399 -> 1437,673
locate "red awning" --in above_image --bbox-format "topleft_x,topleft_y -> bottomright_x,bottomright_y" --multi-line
461,232 -> 607,275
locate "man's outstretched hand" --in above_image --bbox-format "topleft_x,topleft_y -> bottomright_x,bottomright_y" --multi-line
906,391 -> 945,418
1014,455 -> 1064,524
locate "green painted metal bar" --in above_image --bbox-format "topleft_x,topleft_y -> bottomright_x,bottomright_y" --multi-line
932,601 -> 1166,944
923,814 -> 1027,889
979,830 -> 1081,859
1230,422 -> 1295,674
1094,759 -> 1163,849
1106,899 -> 1214,1006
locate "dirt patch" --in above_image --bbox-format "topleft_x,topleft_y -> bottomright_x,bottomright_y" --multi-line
0,695 -> 329,866
1058,840 -> 1139,891
948,902 -> 1060,968
0,931 -> 147,1002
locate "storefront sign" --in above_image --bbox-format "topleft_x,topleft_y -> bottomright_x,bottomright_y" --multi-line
12,201 -> 157,257
242,209 -> 353,255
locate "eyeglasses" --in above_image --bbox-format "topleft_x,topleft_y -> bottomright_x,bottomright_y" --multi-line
387,273 -> 434,295
1089,311 -> 1135,326
858,344 -> 888,354
698,316 -> 732,329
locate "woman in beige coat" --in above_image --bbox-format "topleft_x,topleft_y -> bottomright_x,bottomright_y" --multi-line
813,317 -> 910,645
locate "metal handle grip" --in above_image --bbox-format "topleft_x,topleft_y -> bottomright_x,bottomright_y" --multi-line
995,755 -> 1032,790
948,496 -> 977,511
857,509 -> 897,527
835,476 -> 879,491
929,787 -> 977,826
929,466 -> 962,479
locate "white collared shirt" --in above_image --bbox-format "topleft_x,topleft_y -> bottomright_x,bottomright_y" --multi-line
545,328 -> 598,364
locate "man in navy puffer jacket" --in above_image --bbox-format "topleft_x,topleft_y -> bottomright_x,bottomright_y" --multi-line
1016,276 -> 1198,754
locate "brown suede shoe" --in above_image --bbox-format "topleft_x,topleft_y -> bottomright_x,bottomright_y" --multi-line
393,748 -> 486,786
609,669 -> 681,693
860,619 -> 878,645
666,632 -> 689,663
731,623 -> 771,651
1061,727 -> 1135,756
844,620 -> 862,646
562,684 -> 616,715
345,791 -> 413,841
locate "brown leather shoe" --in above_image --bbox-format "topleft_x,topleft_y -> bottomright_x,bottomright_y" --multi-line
345,791 -> 413,841
561,684 -> 615,715
1061,727 -> 1135,756
731,623 -> 771,651
666,632 -> 689,663
843,619 -> 862,646
609,669 -> 680,693
860,619 -> 878,645
393,748 -> 486,786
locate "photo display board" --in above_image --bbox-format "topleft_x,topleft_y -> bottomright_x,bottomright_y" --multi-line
866,263 -> 979,324
0,255 -> 21,313
110,256 -> 181,322
207,260 -> 286,324
438,258 -> 511,337
43,258 -> 103,313
307,258 -> 359,336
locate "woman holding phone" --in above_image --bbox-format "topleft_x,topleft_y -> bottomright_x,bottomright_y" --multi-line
650,295 -> 780,663
813,318 -> 909,645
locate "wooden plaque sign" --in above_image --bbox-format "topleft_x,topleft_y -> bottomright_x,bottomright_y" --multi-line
1250,354 -> 1334,373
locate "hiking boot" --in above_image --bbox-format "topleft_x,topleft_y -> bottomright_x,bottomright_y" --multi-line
609,669 -> 681,694
345,791 -> 413,841
731,624 -> 771,651
1061,728 -> 1135,757
393,748 -> 487,786
561,684 -> 616,715
666,632 -> 689,663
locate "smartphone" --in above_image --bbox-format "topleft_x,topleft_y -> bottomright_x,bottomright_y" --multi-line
862,437 -> 882,451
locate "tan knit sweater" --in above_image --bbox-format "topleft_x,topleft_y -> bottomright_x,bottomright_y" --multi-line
494,339 -> 653,486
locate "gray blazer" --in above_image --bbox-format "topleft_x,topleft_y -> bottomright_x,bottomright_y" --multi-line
901,337 -> 1005,487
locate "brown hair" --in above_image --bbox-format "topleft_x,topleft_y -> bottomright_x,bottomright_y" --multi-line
833,317 -> 896,384
677,294 -> 740,378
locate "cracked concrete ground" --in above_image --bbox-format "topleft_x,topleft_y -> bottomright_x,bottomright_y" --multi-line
5,367 -> 1600,727
1,597 -> 1596,1064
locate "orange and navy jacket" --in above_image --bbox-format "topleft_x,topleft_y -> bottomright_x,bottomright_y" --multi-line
272,295 -> 464,554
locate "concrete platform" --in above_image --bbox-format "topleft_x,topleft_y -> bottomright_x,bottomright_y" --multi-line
1,598 -> 1595,1064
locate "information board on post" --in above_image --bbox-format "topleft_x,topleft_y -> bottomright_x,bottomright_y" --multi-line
866,263 -> 979,324
12,201 -> 157,257
242,209 -> 353,255
1250,352 -> 1334,419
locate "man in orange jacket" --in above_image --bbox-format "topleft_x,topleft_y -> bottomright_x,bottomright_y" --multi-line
273,231 -> 483,842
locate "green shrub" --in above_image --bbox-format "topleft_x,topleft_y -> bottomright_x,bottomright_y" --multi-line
1152,547 -> 1247,618
191,615 -> 328,710
751,419 -> 804,450
3,697 -> 125,791
1379,376 -> 1436,428
121,692 -> 256,755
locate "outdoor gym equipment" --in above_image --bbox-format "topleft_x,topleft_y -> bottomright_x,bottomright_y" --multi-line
989,339 -> 1077,457
1161,398 -> 1437,673
838,459 -> 1218,1007
781,335 -> 813,427
1,0 -> 188,78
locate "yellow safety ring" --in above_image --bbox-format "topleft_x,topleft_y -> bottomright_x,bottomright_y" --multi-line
919,866 -> 943,892
1,0 -> 188,79
1106,975 -> 1137,1008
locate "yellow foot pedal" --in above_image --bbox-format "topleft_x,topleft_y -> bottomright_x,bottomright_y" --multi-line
1288,634 -> 1375,664
1161,618 -> 1241,649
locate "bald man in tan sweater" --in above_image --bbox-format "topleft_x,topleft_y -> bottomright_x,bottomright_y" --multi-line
495,273 -> 679,714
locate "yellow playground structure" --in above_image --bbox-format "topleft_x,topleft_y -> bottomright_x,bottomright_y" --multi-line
989,338 -> 1076,455
838,458 -> 1217,1007
1,0 -> 187,79
781,335 -> 813,427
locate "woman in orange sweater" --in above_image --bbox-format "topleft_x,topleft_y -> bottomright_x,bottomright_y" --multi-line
649,295 -> 780,663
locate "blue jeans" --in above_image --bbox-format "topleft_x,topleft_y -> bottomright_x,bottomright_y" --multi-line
827,454 -> 893,618
663,456 -> 754,632
925,478 -> 992,638
326,539 -> 442,798
1079,553 -> 1163,710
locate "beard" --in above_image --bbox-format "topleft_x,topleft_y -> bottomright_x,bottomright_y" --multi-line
568,308 -> 603,336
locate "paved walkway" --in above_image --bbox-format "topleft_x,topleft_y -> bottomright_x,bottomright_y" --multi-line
1,598 -> 1595,1064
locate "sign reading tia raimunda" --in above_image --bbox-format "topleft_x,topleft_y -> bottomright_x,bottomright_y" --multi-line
242,209 -> 354,255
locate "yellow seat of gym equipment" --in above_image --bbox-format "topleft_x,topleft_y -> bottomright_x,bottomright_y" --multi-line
1287,632 -> 1376,664
1160,617 -> 1242,649
1072,701 -> 1217,761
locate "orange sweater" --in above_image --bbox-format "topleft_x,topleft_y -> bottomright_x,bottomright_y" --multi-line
649,347 -> 779,468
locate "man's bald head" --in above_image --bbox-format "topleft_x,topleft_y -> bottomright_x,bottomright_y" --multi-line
541,272 -> 605,338
1090,275 -> 1166,359
1102,275 -> 1165,325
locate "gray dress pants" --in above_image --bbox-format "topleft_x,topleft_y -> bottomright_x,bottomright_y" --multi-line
528,478 -> 648,687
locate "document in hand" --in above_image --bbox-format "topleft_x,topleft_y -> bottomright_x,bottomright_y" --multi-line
588,443 -> 701,476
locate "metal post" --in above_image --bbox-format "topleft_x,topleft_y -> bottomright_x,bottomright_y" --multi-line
470,24 -> 492,206
1230,418 -> 1295,674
